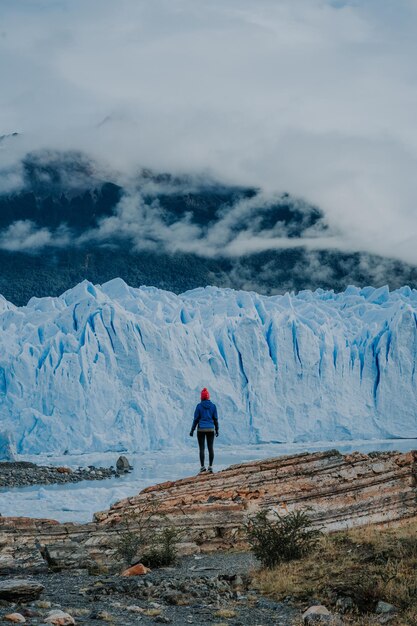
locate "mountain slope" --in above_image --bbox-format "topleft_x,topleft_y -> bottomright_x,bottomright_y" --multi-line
0,151 -> 416,305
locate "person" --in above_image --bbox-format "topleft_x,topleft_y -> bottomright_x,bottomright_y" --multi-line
190,387 -> 219,473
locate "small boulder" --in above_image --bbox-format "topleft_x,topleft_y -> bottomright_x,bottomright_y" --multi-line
44,610 -> 75,625
302,605 -> 343,625
121,563 -> 151,576
116,455 -> 130,472
0,579 -> 44,602
303,605 -> 331,621
376,601 -> 398,615
335,596 -> 355,613
126,605 -> 145,613
4,615 -> 26,624
56,467 -> 72,474
376,601 -> 399,623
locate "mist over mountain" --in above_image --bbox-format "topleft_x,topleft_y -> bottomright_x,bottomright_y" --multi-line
0,150 -> 416,306
1,0 -> 417,289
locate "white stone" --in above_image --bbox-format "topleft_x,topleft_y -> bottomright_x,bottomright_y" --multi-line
303,605 -> 334,624
44,610 -> 76,626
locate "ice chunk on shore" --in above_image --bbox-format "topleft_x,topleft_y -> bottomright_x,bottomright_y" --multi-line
0,431 -> 17,461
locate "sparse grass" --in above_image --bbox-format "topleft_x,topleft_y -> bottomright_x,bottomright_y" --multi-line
253,519 -> 417,626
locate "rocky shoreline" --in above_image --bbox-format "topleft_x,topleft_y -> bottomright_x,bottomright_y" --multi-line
0,553 -> 302,626
0,551 -> 399,625
1,451 -> 416,575
0,450 -> 415,624
0,457 -> 132,489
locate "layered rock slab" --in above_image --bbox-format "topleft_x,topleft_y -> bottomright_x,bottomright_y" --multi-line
0,450 -> 416,572
0,579 -> 44,602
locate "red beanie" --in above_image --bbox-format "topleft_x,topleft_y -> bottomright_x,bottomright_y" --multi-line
201,387 -> 210,400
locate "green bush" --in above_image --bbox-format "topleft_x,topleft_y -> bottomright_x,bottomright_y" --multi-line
244,509 -> 322,569
114,503 -> 159,566
141,527 -> 182,568
115,530 -> 143,566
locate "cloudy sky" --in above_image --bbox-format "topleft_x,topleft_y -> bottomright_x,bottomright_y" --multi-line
1,0 -> 417,263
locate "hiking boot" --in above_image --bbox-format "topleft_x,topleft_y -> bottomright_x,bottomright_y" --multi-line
199,466 -> 207,473
207,466 -> 213,473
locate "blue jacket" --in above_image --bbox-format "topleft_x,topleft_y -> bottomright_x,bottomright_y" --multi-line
191,400 -> 219,433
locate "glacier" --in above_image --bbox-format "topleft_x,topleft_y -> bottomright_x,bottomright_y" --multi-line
0,279 -> 416,456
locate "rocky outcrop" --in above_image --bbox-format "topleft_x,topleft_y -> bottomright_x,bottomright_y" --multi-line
0,579 -> 44,602
0,450 -> 416,572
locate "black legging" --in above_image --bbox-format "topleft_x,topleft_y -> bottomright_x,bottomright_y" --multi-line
197,431 -> 215,467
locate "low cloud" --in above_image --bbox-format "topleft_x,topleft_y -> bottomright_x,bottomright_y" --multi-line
0,182 -> 336,257
0,220 -> 70,252
85,190 -> 296,256
0,0 -> 417,265
0,220 -> 52,252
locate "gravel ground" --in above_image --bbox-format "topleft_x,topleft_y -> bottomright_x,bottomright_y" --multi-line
0,553 -> 302,626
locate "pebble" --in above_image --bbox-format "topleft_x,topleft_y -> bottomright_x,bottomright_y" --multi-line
20,609 -> 39,618
4,614 -> 26,624
35,601 -> 52,609
126,605 -> 144,613
44,610 -> 76,625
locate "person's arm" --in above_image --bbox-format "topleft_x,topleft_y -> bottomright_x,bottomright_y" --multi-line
190,405 -> 200,436
213,404 -> 219,436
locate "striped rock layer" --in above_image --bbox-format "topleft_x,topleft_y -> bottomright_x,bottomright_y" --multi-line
0,450 -> 416,573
